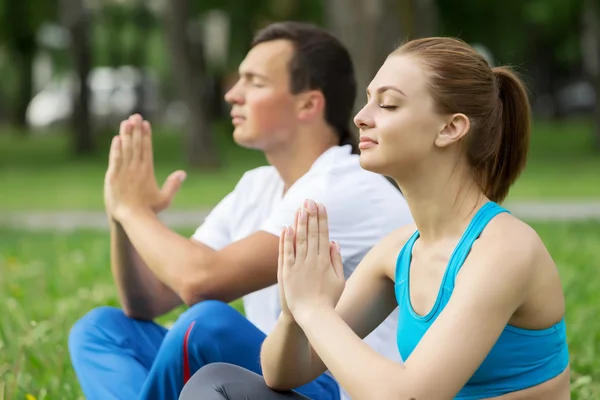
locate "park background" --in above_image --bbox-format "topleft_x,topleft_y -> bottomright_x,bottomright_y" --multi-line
0,0 -> 599,399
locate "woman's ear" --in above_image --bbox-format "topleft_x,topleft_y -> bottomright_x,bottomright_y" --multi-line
434,113 -> 470,148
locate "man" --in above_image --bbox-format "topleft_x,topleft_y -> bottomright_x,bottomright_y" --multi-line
68,21 -> 413,400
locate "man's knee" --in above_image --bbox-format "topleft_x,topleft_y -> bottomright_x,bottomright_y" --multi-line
169,300 -> 242,340
68,306 -> 127,351
153,300 -> 245,371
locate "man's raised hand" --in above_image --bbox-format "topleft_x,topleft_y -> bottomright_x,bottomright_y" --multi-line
104,114 -> 187,221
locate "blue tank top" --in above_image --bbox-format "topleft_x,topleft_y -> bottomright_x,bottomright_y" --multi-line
394,201 -> 569,399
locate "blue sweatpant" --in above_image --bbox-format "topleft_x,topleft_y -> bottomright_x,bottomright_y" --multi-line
68,300 -> 339,400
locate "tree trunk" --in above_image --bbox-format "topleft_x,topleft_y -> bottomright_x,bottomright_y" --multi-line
131,3 -> 151,115
3,0 -> 38,131
164,0 -> 218,168
326,0 -> 408,114
105,5 -> 124,67
581,0 -> 600,150
62,0 -> 94,156
14,44 -> 35,130
410,0 -> 438,38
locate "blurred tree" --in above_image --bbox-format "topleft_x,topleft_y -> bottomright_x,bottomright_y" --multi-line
409,0 -> 439,39
581,0 -> 600,149
325,0 -> 413,113
438,0 -> 583,102
129,1 -> 154,115
61,0 -> 93,155
0,0 -> 57,130
164,0 -> 219,168
100,2 -> 129,67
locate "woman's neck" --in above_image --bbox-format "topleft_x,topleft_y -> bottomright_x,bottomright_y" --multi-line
395,163 -> 488,243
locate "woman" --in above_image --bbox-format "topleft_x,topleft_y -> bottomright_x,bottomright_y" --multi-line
180,37 -> 570,400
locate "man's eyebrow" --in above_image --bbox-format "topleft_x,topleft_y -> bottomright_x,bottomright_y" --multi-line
239,70 -> 270,81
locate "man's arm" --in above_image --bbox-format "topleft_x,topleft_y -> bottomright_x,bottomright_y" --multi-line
110,219 -> 182,320
106,115 -> 275,319
117,207 -> 280,309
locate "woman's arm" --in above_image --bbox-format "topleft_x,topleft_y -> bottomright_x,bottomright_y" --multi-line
292,218 -> 540,400
260,205 -> 412,390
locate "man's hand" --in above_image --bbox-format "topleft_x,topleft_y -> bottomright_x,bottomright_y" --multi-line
104,114 -> 186,222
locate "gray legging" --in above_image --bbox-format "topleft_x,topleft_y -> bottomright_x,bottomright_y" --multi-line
179,363 -> 312,400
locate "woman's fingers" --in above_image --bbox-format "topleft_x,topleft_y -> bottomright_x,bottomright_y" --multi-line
317,203 -> 330,255
306,200 -> 319,255
283,225 -> 296,267
295,206 -> 308,260
329,241 -> 344,279
278,226 -> 285,271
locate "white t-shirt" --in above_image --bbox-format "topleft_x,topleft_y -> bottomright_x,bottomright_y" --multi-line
192,145 -> 413,399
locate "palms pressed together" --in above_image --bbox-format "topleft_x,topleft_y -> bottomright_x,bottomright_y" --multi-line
278,199 -> 346,323
103,115 -> 187,221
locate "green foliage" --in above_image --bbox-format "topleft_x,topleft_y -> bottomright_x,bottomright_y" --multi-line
0,0 -> 58,49
437,0 -> 584,69
523,0 -> 585,66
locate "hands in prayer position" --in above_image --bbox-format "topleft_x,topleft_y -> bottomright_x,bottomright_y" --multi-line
104,114 -> 187,221
278,199 -> 346,324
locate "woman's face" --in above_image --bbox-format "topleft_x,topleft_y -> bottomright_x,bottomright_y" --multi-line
353,55 -> 449,179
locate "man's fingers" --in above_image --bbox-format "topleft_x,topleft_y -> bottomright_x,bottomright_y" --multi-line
107,134 -> 122,175
118,119 -> 127,137
131,115 -> 143,163
160,170 -> 186,207
142,120 -> 153,165
120,119 -> 133,165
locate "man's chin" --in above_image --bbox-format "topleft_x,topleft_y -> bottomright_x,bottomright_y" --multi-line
232,130 -> 264,151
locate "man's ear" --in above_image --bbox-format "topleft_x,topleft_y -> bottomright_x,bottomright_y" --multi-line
296,90 -> 325,122
434,113 -> 470,148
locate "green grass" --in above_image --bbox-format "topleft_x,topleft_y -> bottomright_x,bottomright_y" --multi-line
0,118 -> 599,212
0,221 -> 599,399
0,121 -> 267,211
0,225 -> 244,400
509,118 -> 600,199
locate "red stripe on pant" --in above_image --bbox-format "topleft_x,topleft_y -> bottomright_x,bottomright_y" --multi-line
182,321 -> 196,385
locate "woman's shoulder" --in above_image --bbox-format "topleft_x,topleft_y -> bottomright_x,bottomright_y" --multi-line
464,212 -> 560,304
480,212 -> 549,263
479,212 -> 565,324
365,223 -> 418,281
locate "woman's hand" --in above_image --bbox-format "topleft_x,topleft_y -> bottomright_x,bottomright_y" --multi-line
280,199 -> 346,325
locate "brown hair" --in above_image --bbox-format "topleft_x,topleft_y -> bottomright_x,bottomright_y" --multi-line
252,21 -> 359,153
393,37 -> 531,203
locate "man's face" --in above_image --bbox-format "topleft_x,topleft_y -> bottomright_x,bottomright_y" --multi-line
224,39 -> 299,151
